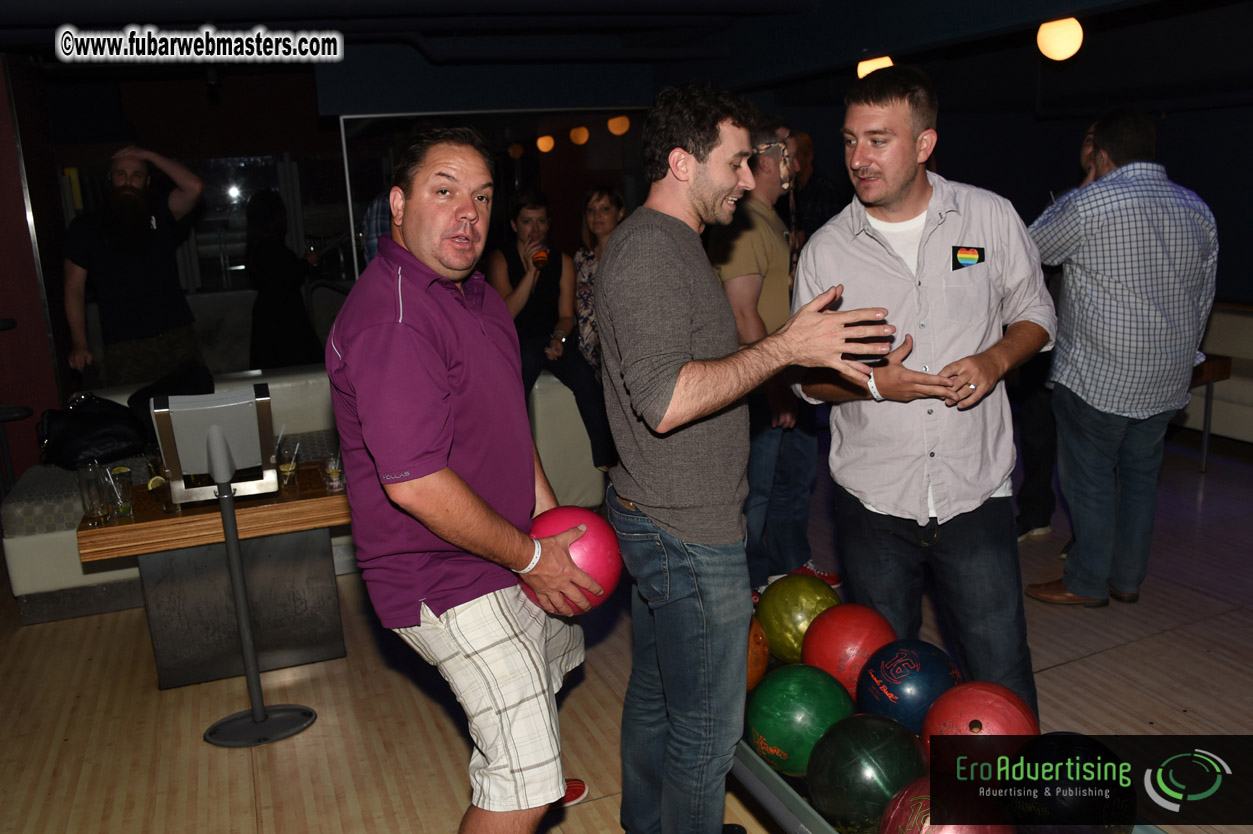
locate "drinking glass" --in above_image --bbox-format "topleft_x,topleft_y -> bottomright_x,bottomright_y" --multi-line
278,444 -> 299,490
77,463 -> 113,527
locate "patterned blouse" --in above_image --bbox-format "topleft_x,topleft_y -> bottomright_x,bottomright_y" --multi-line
573,247 -> 601,370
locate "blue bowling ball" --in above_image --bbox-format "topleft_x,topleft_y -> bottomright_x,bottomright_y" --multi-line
855,638 -> 961,734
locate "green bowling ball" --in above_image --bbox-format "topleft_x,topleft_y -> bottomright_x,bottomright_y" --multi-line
756,574 -> 841,664
745,664 -> 855,778
806,713 -> 928,834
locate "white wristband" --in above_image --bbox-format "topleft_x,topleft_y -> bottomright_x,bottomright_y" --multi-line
866,369 -> 885,402
515,538 -> 543,574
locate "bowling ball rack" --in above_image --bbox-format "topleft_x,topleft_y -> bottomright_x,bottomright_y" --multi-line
730,740 -> 1169,834
731,739 -> 838,834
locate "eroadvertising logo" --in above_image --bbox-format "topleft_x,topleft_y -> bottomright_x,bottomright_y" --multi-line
931,734 -> 1250,827
1144,748 -> 1231,813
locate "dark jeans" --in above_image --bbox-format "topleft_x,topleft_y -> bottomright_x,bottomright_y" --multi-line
606,485 -> 751,834
1052,384 -> 1174,599
745,394 -> 816,587
520,337 -> 615,468
833,484 -> 1038,716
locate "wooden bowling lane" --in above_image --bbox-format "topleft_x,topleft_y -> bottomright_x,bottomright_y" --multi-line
0,428 -> 1250,833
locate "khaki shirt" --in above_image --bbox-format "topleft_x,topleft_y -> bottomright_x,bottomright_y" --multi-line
709,196 -> 793,335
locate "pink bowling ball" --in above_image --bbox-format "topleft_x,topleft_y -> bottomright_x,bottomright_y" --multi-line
521,506 -> 622,612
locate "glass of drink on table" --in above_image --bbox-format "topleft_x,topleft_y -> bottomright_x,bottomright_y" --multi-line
109,465 -> 133,517
323,454 -> 344,493
278,442 -> 299,490
77,462 -> 112,527
146,457 -> 180,513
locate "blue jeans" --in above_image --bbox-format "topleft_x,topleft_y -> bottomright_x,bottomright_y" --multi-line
832,485 -> 1038,716
606,485 -> 752,834
745,395 -> 817,587
1052,384 -> 1174,599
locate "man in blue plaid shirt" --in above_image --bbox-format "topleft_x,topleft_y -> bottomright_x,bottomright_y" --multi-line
1025,109 -> 1218,608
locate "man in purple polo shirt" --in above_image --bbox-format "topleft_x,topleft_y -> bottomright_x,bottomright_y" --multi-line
327,126 -> 600,834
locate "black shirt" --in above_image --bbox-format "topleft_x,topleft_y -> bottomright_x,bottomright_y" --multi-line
501,244 -> 563,340
64,197 -> 195,345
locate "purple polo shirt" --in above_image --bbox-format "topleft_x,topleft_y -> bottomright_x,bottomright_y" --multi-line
326,237 -> 534,628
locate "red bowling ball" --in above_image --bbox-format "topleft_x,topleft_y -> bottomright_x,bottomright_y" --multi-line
921,681 -> 1040,758
879,774 -> 1015,834
521,506 -> 622,612
802,603 -> 897,699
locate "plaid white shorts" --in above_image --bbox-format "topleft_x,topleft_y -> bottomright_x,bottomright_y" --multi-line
394,583 -> 585,812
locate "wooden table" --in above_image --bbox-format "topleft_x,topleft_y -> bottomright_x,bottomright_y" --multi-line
77,465 -> 351,561
77,466 -> 352,689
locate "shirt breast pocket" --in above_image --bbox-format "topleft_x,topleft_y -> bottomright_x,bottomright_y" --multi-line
940,262 -> 993,323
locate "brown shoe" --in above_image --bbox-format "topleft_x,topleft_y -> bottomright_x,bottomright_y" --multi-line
1108,586 -> 1139,604
1025,578 -> 1108,608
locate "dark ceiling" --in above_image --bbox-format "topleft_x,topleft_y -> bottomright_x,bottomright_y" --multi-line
2,0 -> 1249,301
5,0 -> 1250,115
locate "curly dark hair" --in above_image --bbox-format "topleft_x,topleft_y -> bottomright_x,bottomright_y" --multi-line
844,65 -> 938,137
391,126 -> 495,196
641,81 -> 758,183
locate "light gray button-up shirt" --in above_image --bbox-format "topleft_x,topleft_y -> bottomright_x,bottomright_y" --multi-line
794,172 -> 1056,526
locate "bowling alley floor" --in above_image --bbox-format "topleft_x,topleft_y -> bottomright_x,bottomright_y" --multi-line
0,426 -> 1248,834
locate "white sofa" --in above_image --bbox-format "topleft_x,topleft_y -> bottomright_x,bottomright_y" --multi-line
529,371 -> 606,509
1178,304 -> 1253,445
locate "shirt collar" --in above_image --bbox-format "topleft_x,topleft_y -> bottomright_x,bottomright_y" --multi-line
376,236 -> 487,308
846,170 -> 959,238
1100,161 -> 1168,185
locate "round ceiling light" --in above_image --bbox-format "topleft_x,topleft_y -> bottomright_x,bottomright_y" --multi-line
1037,18 -> 1084,61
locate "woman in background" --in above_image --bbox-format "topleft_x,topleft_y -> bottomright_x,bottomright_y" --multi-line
246,190 -> 323,369
572,186 -> 625,372
487,188 -> 616,470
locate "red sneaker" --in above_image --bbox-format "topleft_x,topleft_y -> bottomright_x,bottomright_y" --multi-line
790,560 -> 843,589
561,778 -> 589,808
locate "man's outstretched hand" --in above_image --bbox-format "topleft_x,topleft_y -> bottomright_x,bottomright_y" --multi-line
776,285 -> 894,382
864,334 -> 955,402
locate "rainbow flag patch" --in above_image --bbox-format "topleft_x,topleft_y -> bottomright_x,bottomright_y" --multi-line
951,246 -> 985,269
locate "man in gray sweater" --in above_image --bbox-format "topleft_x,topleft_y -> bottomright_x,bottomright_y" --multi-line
595,83 -> 896,834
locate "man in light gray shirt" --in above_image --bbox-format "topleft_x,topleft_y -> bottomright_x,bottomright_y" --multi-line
792,66 -> 1055,715
595,81 -> 895,834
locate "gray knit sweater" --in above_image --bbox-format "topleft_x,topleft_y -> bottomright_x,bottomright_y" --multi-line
595,207 -> 749,544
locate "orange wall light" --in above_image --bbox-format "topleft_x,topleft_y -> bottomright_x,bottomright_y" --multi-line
856,56 -> 894,78
1037,18 -> 1083,61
